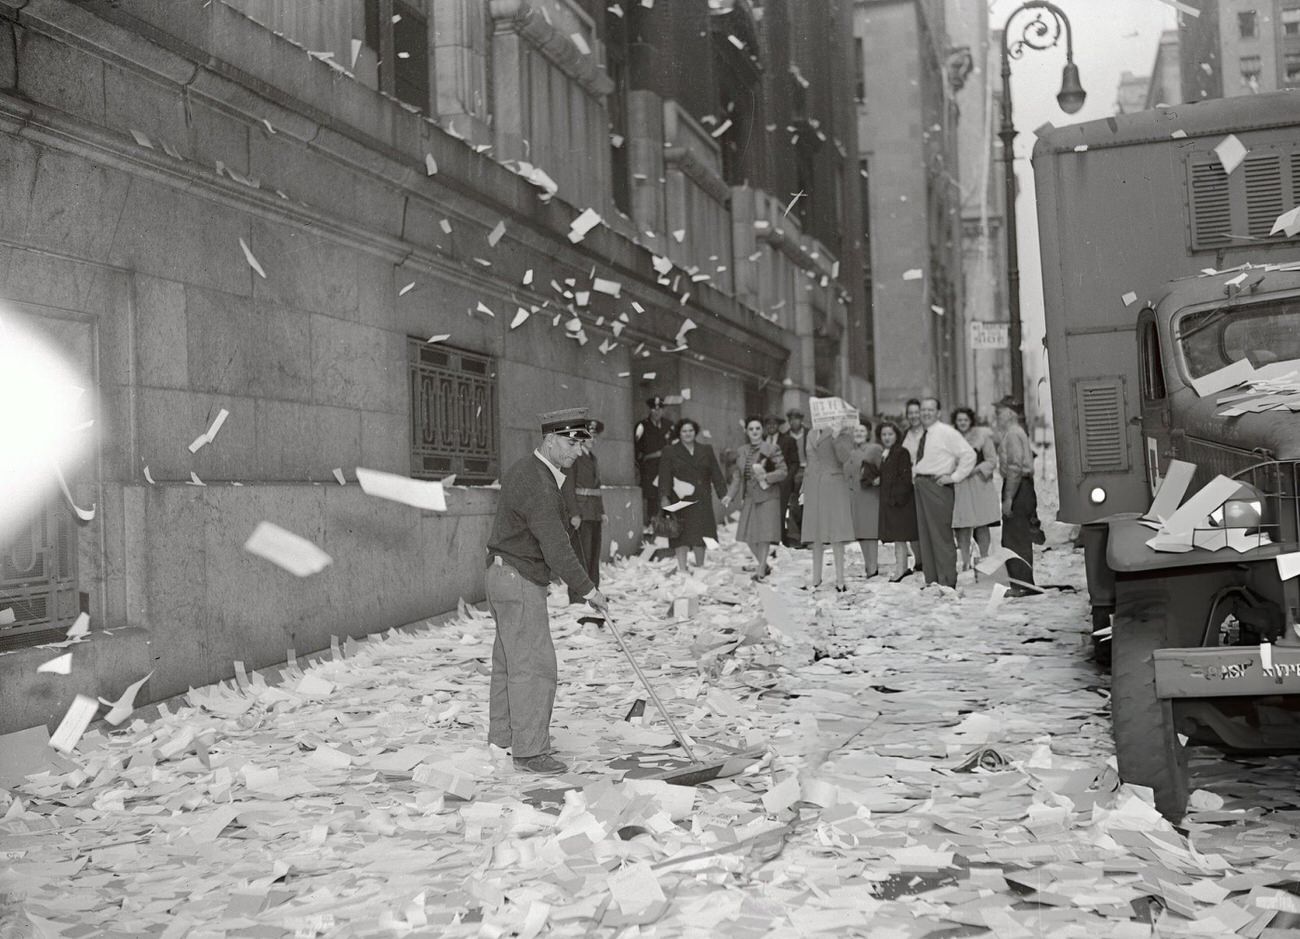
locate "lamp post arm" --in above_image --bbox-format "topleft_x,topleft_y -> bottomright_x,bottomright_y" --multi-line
996,0 -> 1078,405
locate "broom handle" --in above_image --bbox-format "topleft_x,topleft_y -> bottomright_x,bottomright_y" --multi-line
604,612 -> 699,764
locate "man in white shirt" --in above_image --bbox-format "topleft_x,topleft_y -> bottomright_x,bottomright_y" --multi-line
910,397 -> 976,588
899,399 -> 924,575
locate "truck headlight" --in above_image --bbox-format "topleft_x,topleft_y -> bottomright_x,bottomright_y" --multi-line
1089,486 -> 1107,505
1210,482 -> 1269,533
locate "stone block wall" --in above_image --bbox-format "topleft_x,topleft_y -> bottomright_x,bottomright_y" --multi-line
0,0 -> 788,733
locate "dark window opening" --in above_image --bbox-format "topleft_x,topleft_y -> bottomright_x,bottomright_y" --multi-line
0,500 -> 79,652
1239,10 -> 1258,38
365,0 -> 431,112
1139,318 -> 1167,401
608,53 -> 631,215
854,37 -> 866,102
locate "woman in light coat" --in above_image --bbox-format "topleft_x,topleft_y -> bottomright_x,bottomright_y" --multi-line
723,416 -> 788,581
951,406 -> 1000,573
843,418 -> 884,578
800,414 -> 856,591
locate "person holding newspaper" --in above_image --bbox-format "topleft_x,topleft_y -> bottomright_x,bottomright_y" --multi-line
801,400 -> 857,592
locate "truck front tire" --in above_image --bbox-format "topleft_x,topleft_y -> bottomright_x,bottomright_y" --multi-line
1111,587 -> 1189,821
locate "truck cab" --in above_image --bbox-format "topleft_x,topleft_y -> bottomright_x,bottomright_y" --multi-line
1033,93 -> 1300,819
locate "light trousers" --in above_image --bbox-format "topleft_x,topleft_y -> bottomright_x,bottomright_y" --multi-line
486,560 -> 556,758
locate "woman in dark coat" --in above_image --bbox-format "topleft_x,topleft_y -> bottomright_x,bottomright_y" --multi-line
658,417 -> 728,574
877,420 -> 919,582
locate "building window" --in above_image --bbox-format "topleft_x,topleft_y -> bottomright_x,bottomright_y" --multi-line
1241,54 -> 1262,86
1286,52 -> 1300,84
1238,10 -> 1258,38
1285,8 -> 1300,36
408,339 -> 499,485
854,37 -> 866,102
365,0 -> 431,112
0,501 -> 79,652
608,52 -> 631,215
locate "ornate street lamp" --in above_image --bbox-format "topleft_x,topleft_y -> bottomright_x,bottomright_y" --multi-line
999,1 -> 1086,403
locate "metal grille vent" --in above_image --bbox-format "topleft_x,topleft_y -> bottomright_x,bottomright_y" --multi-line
1075,378 -> 1129,474
1189,160 -> 1232,249
408,338 -> 499,486
1244,154 -> 1285,239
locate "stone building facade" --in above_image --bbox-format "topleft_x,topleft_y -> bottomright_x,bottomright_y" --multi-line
0,0 -> 863,732
854,0 -> 963,414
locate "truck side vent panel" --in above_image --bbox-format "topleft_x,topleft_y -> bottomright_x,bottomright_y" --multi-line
1075,378 -> 1129,474
1189,160 -> 1231,250
1244,154 -> 1285,239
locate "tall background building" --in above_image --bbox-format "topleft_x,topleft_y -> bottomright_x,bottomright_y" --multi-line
854,0 -> 966,414
1178,0 -> 1300,100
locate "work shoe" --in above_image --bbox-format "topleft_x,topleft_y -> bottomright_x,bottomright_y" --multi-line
513,754 -> 568,775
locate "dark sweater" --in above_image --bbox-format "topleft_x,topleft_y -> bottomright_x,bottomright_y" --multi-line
486,454 -> 595,594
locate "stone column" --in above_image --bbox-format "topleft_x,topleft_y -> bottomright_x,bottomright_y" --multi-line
626,89 -> 665,240
432,0 -> 491,146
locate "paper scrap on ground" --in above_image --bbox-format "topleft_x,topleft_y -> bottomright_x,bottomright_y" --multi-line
356,468 -> 447,511
243,521 -> 333,577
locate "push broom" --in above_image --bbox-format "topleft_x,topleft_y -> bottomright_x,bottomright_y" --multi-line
579,611 -> 765,786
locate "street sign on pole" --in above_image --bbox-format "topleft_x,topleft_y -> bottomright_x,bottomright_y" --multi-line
970,321 -> 1010,350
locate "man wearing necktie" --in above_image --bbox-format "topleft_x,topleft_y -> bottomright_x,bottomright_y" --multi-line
910,397 -> 976,588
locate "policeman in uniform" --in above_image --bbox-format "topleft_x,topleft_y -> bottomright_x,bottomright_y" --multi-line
634,396 -> 674,532
562,419 -> 606,602
485,408 -> 609,775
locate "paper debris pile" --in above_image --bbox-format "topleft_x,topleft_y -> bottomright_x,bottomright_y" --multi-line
5,497 -> 1300,936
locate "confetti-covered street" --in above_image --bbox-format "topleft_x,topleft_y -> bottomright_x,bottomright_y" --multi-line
7,496 -> 1300,938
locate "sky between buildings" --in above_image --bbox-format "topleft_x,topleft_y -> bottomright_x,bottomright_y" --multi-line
985,0 -> 1177,426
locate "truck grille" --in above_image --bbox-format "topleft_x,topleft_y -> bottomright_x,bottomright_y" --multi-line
1185,439 -> 1300,548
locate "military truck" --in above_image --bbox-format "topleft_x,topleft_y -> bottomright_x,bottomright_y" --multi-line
1032,91 -> 1300,819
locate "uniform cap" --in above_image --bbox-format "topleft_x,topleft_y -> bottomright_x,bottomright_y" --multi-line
540,407 -> 593,439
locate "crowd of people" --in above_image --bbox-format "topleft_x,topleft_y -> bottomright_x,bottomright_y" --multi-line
634,394 -> 1044,596
484,398 -> 1043,775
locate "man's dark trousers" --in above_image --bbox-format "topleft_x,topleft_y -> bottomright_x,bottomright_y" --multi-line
1002,479 -> 1037,585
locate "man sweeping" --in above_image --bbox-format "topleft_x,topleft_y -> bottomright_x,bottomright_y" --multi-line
485,408 -> 608,776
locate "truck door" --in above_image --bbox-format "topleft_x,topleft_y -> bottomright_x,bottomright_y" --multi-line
1137,308 -> 1172,497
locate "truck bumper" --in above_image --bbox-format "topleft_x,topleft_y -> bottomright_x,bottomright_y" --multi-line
1154,645 -> 1300,698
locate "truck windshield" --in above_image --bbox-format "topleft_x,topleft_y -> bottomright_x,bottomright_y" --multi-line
1177,297 -> 1300,379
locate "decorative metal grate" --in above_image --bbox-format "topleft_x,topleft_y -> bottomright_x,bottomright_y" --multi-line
408,338 -> 499,486
0,499 -> 80,651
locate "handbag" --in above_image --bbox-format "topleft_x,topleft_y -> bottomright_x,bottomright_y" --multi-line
859,458 -> 880,489
652,512 -> 681,539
